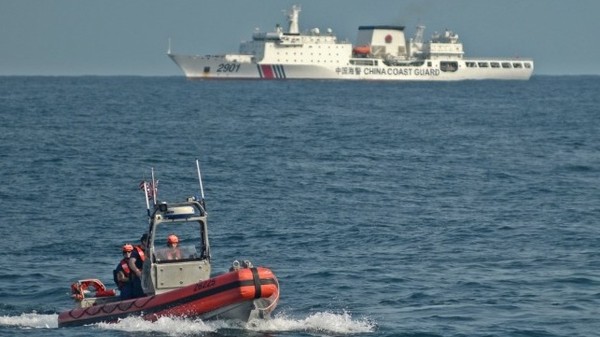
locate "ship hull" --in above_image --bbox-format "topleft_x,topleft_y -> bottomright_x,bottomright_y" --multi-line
169,54 -> 533,81
57,267 -> 279,327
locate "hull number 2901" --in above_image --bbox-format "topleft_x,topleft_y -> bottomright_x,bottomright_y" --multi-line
217,63 -> 241,73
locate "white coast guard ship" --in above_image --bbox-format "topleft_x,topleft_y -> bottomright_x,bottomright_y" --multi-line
168,5 -> 533,81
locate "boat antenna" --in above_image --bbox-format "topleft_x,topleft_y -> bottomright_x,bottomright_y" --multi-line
196,159 -> 206,210
151,167 -> 157,206
142,180 -> 151,216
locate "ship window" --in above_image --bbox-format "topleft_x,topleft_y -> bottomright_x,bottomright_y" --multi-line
466,62 -> 477,68
513,62 -> 523,68
203,66 -> 210,73
427,62 -> 432,67
440,61 -> 458,72
502,62 -> 512,68
524,63 -> 532,68
350,59 -> 375,66
478,62 -> 489,68
491,62 -> 500,68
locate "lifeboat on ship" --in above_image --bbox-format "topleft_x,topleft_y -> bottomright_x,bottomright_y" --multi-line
352,45 -> 371,55
58,161 -> 279,327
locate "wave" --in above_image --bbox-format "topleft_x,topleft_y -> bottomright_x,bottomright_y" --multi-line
0,312 -> 58,329
247,311 -> 376,334
99,311 -> 375,335
0,310 -> 375,335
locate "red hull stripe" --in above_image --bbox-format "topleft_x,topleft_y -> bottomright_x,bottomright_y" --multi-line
58,269 -> 277,327
257,65 -> 286,79
261,65 -> 274,79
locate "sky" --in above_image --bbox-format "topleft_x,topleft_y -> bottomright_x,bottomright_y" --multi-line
1,0 -> 599,76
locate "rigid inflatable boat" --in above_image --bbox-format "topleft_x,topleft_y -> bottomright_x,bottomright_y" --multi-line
58,161 -> 279,327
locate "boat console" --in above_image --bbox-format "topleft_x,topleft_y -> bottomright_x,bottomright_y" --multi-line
142,199 -> 212,295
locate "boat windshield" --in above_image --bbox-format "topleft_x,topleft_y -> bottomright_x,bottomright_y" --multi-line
151,217 -> 207,263
154,245 -> 198,262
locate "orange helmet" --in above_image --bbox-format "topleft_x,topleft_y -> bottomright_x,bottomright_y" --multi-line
122,244 -> 134,252
167,234 -> 179,244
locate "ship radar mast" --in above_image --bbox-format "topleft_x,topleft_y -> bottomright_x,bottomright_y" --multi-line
413,25 -> 425,44
285,5 -> 301,34
409,25 -> 426,57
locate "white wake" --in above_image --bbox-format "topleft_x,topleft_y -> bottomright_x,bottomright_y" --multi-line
0,310 -> 376,335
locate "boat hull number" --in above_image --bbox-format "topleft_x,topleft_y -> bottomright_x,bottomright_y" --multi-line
193,279 -> 216,292
217,63 -> 241,73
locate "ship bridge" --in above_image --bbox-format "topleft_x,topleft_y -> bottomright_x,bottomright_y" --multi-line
424,30 -> 464,59
238,5 -> 351,64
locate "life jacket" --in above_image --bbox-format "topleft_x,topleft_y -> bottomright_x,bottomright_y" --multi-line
120,258 -> 131,276
112,258 -> 132,288
134,245 -> 146,262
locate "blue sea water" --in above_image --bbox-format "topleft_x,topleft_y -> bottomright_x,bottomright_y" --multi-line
0,76 -> 599,337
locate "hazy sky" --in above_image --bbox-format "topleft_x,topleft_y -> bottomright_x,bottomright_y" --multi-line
1,0 -> 599,76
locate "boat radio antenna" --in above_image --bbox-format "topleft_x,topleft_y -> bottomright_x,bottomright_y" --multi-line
151,167 -> 158,206
196,159 -> 206,210
142,180 -> 151,216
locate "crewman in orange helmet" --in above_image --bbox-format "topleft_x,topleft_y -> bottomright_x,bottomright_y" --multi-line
166,234 -> 182,260
128,233 -> 148,298
113,244 -> 134,299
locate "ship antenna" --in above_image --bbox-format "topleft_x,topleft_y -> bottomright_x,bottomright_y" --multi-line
196,159 -> 206,210
167,37 -> 172,54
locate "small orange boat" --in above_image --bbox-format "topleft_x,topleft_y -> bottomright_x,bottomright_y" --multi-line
58,267 -> 278,327
58,161 -> 279,327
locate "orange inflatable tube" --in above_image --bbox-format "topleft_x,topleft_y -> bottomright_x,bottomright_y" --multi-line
58,267 -> 279,327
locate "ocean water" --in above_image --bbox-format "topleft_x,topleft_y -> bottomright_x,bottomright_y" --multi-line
0,76 -> 599,337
